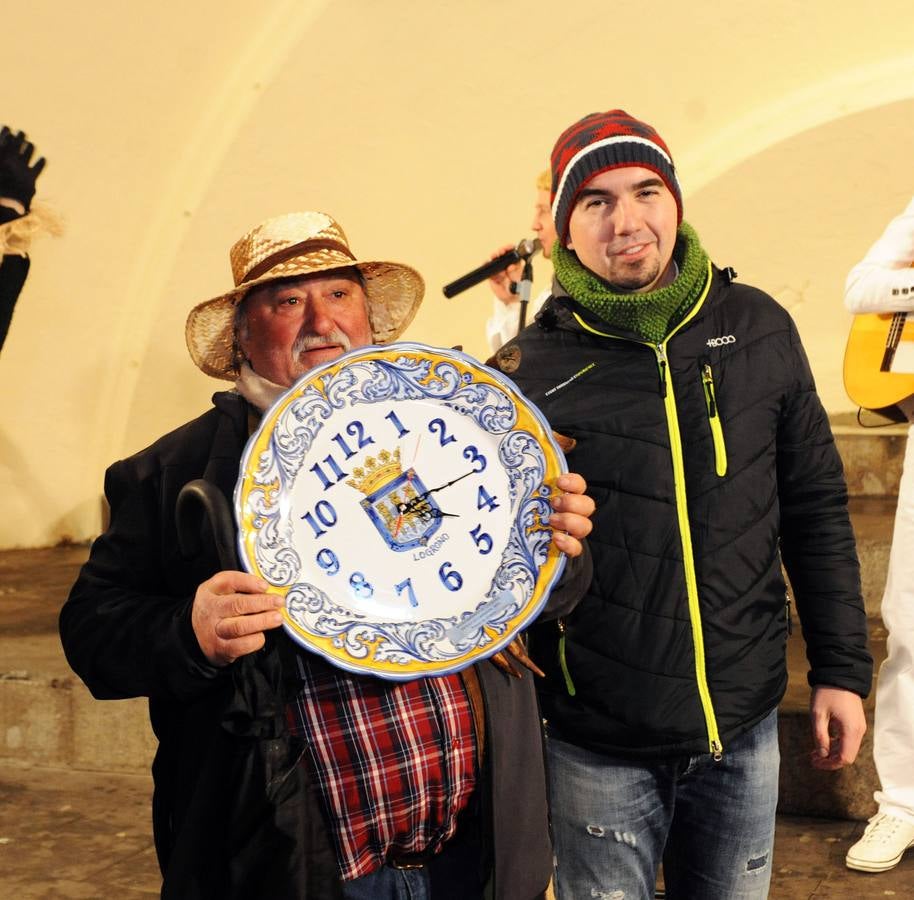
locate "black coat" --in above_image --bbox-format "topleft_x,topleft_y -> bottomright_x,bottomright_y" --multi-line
496,266 -> 872,759
0,253 -> 28,352
60,391 -> 590,899
0,205 -> 30,353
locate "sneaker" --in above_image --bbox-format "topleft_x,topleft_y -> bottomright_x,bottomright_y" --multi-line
846,812 -> 914,872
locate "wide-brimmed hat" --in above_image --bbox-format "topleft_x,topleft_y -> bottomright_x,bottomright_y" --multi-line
186,211 -> 425,379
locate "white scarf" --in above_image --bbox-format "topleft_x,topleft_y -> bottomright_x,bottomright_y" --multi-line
233,362 -> 288,413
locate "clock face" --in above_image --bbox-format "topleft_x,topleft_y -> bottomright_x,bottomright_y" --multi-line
235,342 -> 566,679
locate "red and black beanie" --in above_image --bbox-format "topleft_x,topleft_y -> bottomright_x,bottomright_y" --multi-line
550,110 -> 683,241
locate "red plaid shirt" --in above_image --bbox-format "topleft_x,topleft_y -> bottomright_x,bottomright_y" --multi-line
286,653 -> 478,881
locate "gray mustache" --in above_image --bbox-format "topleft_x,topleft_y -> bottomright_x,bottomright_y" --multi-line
292,330 -> 351,355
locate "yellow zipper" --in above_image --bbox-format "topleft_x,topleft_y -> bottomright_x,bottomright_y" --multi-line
572,261 -> 723,758
656,340 -> 723,759
701,363 -> 728,477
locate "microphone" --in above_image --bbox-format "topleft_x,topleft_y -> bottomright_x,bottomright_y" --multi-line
442,238 -> 542,298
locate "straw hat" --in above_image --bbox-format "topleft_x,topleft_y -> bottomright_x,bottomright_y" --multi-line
186,211 -> 425,379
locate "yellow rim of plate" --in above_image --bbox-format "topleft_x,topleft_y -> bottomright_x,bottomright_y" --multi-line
237,345 -> 565,676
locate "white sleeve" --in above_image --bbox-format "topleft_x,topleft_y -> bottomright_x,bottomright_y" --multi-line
845,197 -> 914,314
485,295 -> 521,353
485,287 -> 552,353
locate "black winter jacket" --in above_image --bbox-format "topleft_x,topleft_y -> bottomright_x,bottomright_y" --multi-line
497,264 -> 872,759
59,391 -> 590,899
0,254 -> 28,352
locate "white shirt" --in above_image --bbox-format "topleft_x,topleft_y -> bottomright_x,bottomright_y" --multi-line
485,287 -> 551,353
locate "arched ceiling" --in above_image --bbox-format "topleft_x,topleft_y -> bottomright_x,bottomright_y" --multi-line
2,0 -> 914,545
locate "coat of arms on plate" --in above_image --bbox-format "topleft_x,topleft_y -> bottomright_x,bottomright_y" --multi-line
347,449 -> 444,551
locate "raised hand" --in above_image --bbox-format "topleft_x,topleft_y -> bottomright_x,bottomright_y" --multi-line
0,127 -> 46,212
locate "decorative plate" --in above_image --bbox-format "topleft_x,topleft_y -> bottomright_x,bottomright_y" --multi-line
235,342 -> 566,679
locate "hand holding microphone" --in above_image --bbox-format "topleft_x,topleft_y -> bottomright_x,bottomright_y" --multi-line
443,237 -> 542,298
486,244 -> 523,304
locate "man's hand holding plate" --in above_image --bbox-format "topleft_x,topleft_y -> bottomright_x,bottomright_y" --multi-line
548,472 -> 594,558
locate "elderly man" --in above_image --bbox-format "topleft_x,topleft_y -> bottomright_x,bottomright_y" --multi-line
493,111 -> 873,899
60,211 -> 594,900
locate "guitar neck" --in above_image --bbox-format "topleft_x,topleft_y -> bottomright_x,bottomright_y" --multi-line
882,311 -> 911,370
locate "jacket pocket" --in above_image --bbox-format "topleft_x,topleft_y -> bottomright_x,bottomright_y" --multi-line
701,362 -> 728,477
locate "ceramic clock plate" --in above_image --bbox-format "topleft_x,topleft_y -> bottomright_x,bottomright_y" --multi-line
235,342 -> 567,679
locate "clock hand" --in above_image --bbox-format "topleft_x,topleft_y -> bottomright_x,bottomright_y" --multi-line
396,499 -> 461,516
420,507 -> 459,519
396,470 -> 477,519
415,468 -> 477,502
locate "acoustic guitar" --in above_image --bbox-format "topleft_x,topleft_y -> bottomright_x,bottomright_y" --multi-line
843,311 -> 914,417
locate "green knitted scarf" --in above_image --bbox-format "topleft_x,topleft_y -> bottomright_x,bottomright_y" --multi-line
552,222 -> 710,343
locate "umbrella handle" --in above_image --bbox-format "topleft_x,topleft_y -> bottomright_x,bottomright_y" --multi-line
176,479 -> 240,571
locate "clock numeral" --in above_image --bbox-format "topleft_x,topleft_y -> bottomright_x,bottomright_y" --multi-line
301,500 -> 338,538
429,417 -> 457,447
385,409 -> 410,439
310,454 -> 349,491
469,524 -> 493,555
395,577 -> 419,608
477,485 -> 500,512
438,561 -> 464,592
462,445 -> 487,473
349,572 -> 374,598
316,547 -> 340,575
331,420 -> 375,459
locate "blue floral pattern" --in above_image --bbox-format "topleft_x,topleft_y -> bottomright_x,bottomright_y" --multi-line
235,343 -> 565,679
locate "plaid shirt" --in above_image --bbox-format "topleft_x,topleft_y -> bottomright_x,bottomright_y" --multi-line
287,653 -> 478,881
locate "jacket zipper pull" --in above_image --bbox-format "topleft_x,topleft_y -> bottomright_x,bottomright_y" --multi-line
702,364 -> 717,416
656,345 -> 668,398
701,360 -> 728,477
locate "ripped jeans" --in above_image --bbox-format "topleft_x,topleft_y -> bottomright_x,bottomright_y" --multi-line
547,709 -> 779,900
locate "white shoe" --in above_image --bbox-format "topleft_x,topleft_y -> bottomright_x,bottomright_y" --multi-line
846,812 -> 914,872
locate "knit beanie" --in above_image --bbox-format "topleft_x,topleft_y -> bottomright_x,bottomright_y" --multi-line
550,110 -> 683,242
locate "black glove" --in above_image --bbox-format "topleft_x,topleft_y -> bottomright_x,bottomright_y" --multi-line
0,126 -> 46,211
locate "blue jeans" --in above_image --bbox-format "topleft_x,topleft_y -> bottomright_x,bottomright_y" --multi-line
548,709 -> 779,900
341,811 -> 488,900
341,858 -> 489,900
342,865 -> 430,900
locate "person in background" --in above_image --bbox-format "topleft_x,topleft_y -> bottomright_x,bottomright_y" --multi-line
494,109 -> 872,899
485,170 -> 557,352
0,126 -> 54,352
844,196 -> 914,873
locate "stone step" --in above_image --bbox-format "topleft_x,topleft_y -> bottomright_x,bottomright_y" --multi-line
0,535 -> 895,826
776,616 -> 885,822
0,660 -> 156,774
832,419 -> 907,499
2,626 -> 885,822
848,497 -> 895,618
0,546 -> 155,775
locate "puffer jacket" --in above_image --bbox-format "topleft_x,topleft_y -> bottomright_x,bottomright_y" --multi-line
497,262 -> 872,759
